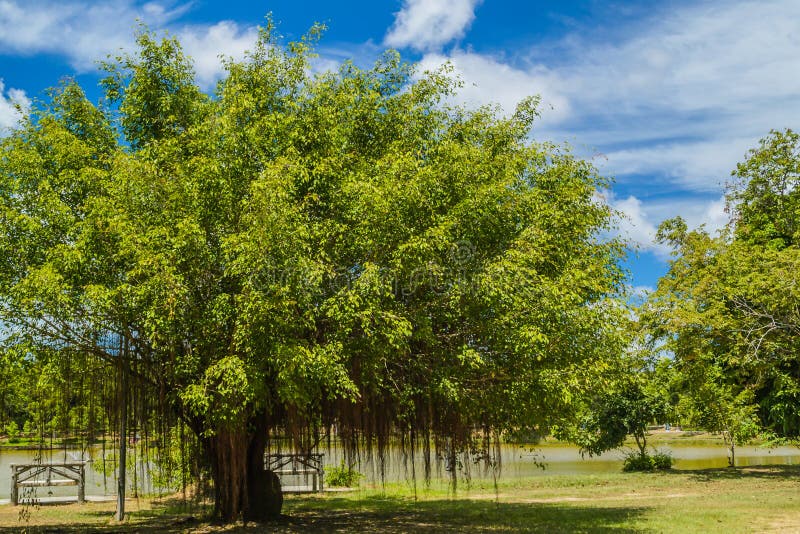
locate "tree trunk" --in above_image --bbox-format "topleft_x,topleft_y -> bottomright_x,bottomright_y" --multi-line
722,430 -> 735,467
207,424 -> 283,523
728,437 -> 736,468
116,347 -> 128,522
634,429 -> 647,457
245,427 -> 282,523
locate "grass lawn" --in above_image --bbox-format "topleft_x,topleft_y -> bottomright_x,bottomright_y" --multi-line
1,465 -> 799,532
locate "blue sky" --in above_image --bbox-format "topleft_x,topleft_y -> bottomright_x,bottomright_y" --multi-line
1,0 -> 797,295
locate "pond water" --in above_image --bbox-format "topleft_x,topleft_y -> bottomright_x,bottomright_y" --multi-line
336,442 -> 800,485
0,446 -> 147,500
2,441 -> 799,499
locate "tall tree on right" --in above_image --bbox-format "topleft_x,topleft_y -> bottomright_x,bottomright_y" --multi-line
643,130 -> 800,453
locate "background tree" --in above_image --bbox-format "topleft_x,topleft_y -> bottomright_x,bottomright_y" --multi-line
642,129 -> 800,460
671,358 -> 759,466
0,347 -> 32,434
563,354 -> 667,462
0,23 -> 628,521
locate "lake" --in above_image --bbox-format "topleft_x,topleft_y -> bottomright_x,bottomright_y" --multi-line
339,442 -> 800,484
2,441 -> 799,499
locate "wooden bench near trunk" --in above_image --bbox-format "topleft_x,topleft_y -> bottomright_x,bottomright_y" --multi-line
266,453 -> 324,493
10,462 -> 87,505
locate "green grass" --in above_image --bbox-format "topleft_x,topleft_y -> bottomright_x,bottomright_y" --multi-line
0,437 -> 47,448
1,466 -> 799,532
529,430 -> 755,449
0,436 -> 109,449
282,467 -> 800,533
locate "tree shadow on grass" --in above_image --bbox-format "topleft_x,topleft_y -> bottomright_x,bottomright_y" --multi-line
0,496 -> 211,533
0,495 -> 648,533
0,512 -> 205,534
273,495 -> 646,533
672,464 -> 800,483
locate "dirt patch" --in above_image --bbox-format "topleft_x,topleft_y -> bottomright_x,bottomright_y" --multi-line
741,467 -> 783,474
474,490 -> 699,505
518,497 -> 588,503
619,492 -> 694,499
762,515 -> 800,533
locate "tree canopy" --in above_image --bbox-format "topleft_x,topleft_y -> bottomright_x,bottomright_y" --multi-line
0,24 -> 628,520
642,129 -> 800,455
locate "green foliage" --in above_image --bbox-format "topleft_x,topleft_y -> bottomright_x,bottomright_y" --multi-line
0,347 -> 34,430
0,21 -> 628,519
649,450 -> 674,470
643,129 -> 800,460
621,449 -> 673,472
673,360 -> 761,461
325,461 -> 364,487
100,28 -> 208,150
4,420 -> 20,443
622,451 -> 653,472
729,129 -> 800,248
149,426 -> 203,494
564,360 -> 666,458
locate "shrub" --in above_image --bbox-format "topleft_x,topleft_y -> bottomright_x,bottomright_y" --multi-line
326,461 -> 363,487
622,451 -> 653,472
622,449 -> 673,472
650,450 -> 673,470
4,421 -> 20,444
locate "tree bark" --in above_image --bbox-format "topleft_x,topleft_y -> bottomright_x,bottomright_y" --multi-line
115,345 -> 128,522
206,423 -> 282,523
722,430 -> 735,467
633,429 -> 647,457
244,422 -> 283,522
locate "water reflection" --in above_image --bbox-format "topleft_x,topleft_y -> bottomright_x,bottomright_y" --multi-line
1,442 -> 798,499
323,443 -> 800,484
0,448 -> 111,500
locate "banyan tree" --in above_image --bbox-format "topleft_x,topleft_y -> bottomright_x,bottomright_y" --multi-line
0,23 -> 628,521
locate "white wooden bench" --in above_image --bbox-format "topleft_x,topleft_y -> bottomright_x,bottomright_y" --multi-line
10,462 -> 86,505
266,453 -> 324,493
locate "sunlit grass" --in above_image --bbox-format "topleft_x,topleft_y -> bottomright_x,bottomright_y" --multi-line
1,466 -> 799,532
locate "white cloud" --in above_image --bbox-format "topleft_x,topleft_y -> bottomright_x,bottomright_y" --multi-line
0,80 -> 28,133
644,196 -> 729,239
0,1 -> 256,89
608,194 -> 665,256
549,0 -> 800,192
626,284 -> 654,306
608,192 -> 728,258
0,1 -> 184,68
600,138 -> 756,193
177,22 -> 258,89
414,5 -> 776,254
418,51 -> 569,127
385,0 -> 481,51
409,0 -> 800,194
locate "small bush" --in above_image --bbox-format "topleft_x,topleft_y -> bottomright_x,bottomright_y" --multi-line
622,451 -> 653,472
4,421 -> 20,444
650,450 -> 673,470
326,461 -> 363,487
622,449 -> 673,472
